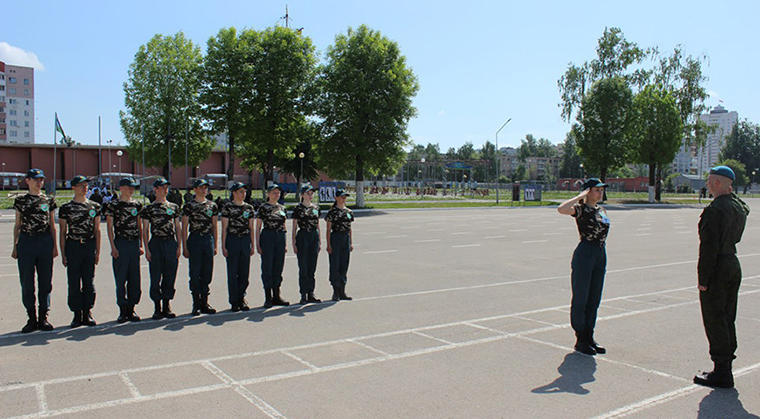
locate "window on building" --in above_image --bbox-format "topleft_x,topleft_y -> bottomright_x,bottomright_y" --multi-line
0,118 -> 4,123
24,131 -> 30,138
0,128 -> 5,135
8,88 -> 16,94
24,89 -> 29,96
0,85 -> 4,91
8,98 -> 16,104
0,106 -> 4,112
9,109 -> 16,116
9,130 -> 17,137
24,79 -> 29,85
9,77 -> 17,83
24,110 -> 29,116
24,121 -> 29,127
25,100 -> 29,106
10,120 -> 17,126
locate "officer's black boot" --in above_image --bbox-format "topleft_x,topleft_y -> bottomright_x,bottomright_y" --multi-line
694,361 -> 734,388
300,294 -> 308,305
331,286 -> 340,302
127,305 -> 141,322
70,310 -> 83,328
82,309 -> 97,326
307,292 -> 321,303
152,300 -> 164,320
338,285 -> 352,301
574,331 -> 596,355
22,309 -> 37,333
162,299 -> 176,319
271,287 -> 290,306
264,288 -> 274,308
191,293 -> 201,316
588,331 -> 606,354
38,307 -> 54,331
200,294 -> 217,314
240,298 -> 250,311
117,305 -> 129,323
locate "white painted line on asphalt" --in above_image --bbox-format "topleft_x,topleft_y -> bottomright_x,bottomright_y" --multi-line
384,235 -> 408,239
451,232 -> 472,235
542,233 -> 562,236
508,229 -> 528,232
348,338 -> 391,357
413,331 -> 452,345
363,231 -> 386,235
636,228 -> 651,231
203,361 -> 288,419
280,351 -> 319,371
414,239 -> 441,243
362,250 -> 398,255
35,384 -> 47,414
119,373 -> 141,398
484,235 -> 506,239
451,244 -> 481,248
0,263 -> 17,267
427,228 -> 446,232
634,233 -> 651,236
399,226 -> 420,230
677,231 -> 691,234
522,240 -> 548,244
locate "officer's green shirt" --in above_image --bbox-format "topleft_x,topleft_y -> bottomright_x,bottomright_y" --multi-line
325,206 -> 353,232
106,199 -> 143,240
14,193 -> 57,235
292,202 -> 320,232
182,200 -> 219,235
256,202 -> 287,232
59,200 -> 101,241
221,201 -> 255,236
140,201 -> 180,239
698,193 -> 750,287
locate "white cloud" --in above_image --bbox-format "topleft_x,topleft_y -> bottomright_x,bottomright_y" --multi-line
0,42 -> 45,70
438,110 -> 446,115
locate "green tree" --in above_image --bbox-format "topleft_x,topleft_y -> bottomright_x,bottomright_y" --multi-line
316,25 -> 419,207
630,85 -> 683,202
237,26 -> 317,190
577,77 -> 633,181
719,120 -> 760,192
120,32 -> 212,179
559,128 -> 583,178
201,27 -> 259,180
714,158 -> 749,190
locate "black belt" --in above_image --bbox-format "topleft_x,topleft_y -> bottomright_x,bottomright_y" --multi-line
581,240 -> 605,247
230,233 -> 251,237
263,228 -> 286,233
23,231 -> 51,237
67,237 -> 95,244
152,236 -> 176,240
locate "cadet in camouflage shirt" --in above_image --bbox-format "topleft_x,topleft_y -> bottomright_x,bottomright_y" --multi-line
292,183 -> 321,304
58,175 -> 101,328
256,201 -> 288,232
182,199 -> 219,235
325,189 -> 353,301
141,200 -> 180,239
13,168 -> 59,333
256,184 -> 290,307
182,179 -> 219,315
221,182 -> 256,311
106,198 -> 143,240
221,200 -> 255,237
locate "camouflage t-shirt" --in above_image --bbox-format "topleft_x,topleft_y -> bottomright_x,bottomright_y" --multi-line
140,201 -> 180,239
256,202 -> 287,232
106,199 -> 143,240
572,203 -> 610,243
221,201 -> 255,236
291,202 -> 320,232
14,193 -> 57,235
182,200 -> 219,235
325,206 -> 353,232
59,200 -> 101,241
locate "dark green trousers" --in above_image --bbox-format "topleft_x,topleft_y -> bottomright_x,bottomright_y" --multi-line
700,254 -> 742,363
260,229 -> 285,289
65,238 -> 97,312
296,229 -> 319,294
329,231 -> 351,286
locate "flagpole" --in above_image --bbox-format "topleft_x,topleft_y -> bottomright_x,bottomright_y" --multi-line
98,116 -> 102,183
52,113 -> 57,196
141,125 -> 146,204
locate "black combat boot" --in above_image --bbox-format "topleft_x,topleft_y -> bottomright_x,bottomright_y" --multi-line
694,361 -> 734,388
38,307 -> 54,331
264,288 -> 274,308
588,331 -> 606,354
200,294 -> 216,314
300,294 -> 308,305
152,300 -> 164,320
117,305 -> 129,323
22,309 -> 37,333
240,298 -> 250,311
191,293 -> 201,316
82,309 -> 97,326
231,300 -> 242,312
332,286 -> 340,302
127,305 -> 141,322
162,299 -> 176,319
307,292 -> 321,303
271,287 -> 289,306
574,331 -> 596,355
338,285 -> 352,301
70,310 -> 83,328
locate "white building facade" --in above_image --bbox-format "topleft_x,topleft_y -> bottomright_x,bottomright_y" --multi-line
0,61 -> 35,144
697,105 -> 738,176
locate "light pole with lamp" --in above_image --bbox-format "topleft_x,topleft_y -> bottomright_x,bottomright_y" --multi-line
117,150 -> 123,176
495,118 -> 512,204
753,169 -> 757,194
298,152 -> 305,202
580,163 -> 584,180
1,162 -> 5,191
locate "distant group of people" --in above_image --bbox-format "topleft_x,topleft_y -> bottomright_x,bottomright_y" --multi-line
11,169 -> 355,334
557,166 -> 749,390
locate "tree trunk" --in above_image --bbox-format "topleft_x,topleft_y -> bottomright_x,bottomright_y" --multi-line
355,155 -> 365,208
227,129 -> 235,181
655,166 -> 662,202
648,162 -> 656,203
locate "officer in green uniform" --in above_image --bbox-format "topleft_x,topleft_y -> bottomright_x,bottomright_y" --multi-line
255,184 -> 290,308
140,178 -> 181,320
106,177 -> 144,323
694,166 -> 750,388
12,169 -> 58,333
221,182 -> 256,312
182,179 -> 219,315
58,176 -> 101,328
325,189 -> 354,301
292,183 -> 322,304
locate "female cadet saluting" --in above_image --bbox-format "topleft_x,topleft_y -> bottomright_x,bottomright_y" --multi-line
221,182 -> 255,312
291,183 -> 321,304
59,175 -> 101,328
255,184 -> 289,308
140,178 -> 181,320
182,179 -> 219,316
557,178 -> 610,356
325,189 -> 354,301
12,169 -> 58,333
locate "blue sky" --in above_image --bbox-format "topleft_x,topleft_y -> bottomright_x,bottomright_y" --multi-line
2,0 -> 758,152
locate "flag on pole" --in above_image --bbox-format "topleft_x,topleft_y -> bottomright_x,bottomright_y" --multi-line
55,113 -> 66,140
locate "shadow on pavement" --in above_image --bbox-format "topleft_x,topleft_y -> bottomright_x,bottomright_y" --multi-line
698,388 -> 760,419
0,301 -> 338,347
531,352 -> 597,395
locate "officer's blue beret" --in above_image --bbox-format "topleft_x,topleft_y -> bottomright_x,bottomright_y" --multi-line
709,166 -> 735,181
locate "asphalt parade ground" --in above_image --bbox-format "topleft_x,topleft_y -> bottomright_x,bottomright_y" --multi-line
1,202 -> 759,419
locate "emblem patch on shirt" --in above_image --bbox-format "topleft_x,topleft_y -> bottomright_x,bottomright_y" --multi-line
278,210 -> 286,217
243,211 -> 250,218
40,204 -> 49,212
206,209 -> 214,217
130,208 -> 138,216
166,208 -> 174,215
312,209 -> 319,216
89,209 -> 98,218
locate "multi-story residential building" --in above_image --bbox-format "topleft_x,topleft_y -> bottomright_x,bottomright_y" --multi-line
0,61 -> 35,144
696,105 -> 738,176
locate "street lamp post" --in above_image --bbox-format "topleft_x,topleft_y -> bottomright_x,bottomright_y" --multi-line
117,150 -> 123,176
298,152 -> 305,202
580,163 -> 584,181
1,162 -> 5,191
495,118 -> 512,204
